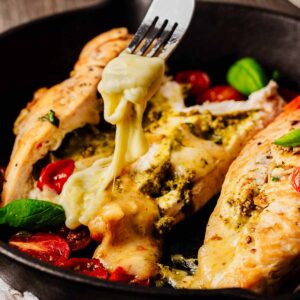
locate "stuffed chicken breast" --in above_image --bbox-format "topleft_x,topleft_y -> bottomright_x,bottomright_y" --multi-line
189,96 -> 300,294
2,28 -> 132,204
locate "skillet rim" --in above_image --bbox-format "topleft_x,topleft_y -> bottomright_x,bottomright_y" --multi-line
0,1 -> 299,298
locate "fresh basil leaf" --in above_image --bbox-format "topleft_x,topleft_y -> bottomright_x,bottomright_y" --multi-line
274,128 -> 300,147
227,57 -> 268,96
0,199 -> 65,229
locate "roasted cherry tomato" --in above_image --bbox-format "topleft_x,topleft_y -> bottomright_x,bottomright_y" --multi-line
284,95 -> 300,113
199,85 -> 243,103
0,166 -> 5,193
291,167 -> 300,193
63,258 -> 108,279
109,267 -> 150,286
175,70 -> 210,97
55,225 -> 92,252
109,267 -> 134,283
37,160 -> 75,194
9,232 -> 70,266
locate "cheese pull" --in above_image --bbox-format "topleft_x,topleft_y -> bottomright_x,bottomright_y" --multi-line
99,53 -> 165,177
59,54 -> 164,229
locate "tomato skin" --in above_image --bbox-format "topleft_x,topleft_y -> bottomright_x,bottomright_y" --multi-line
0,166 -> 5,194
199,85 -> 243,103
9,232 -> 70,266
291,167 -> 300,193
109,267 -> 134,283
55,225 -> 91,252
284,95 -> 300,113
63,258 -> 108,279
175,70 -> 210,97
37,160 -> 75,194
109,267 -> 150,286
279,88 -> 298,102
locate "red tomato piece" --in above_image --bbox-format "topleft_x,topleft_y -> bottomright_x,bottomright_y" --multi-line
284,95 -> 300,113
63,258 -> 108,279
37,159 -> 75,194
109,267 -> 150,286
0,166 -> 5,193
175,70 -> 210,97
109,267 -> 135,283
291,167 -> 300,193
199,85 -> 243,103
55,225 -> 91,252
9,232 -> 70,266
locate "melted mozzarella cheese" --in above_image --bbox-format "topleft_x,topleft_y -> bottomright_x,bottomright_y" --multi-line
59,53 -> 164,228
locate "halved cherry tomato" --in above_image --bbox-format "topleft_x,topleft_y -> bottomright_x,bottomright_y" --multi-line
284,95 -> 300,113
175,70 -> 210,97
109,267 -> 150,286
198,85 -> 243,103
55,225 -> 91,252
291,167 -> 300,193
0,166 -> 5,193
9,232 -> 70,266
63,258 -> 108,279
37,159 -> 75,194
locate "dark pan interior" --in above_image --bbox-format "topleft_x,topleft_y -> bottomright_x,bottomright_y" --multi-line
0,0 -> 300,299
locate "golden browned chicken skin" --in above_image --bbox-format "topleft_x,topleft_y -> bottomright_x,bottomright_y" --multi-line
190,96 -> 300,294
2,28 -> 132,204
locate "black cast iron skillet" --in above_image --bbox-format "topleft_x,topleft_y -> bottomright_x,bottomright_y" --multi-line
0,0 -> 300,299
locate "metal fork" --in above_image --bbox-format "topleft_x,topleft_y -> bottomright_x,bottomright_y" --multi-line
126,0 -> 195,60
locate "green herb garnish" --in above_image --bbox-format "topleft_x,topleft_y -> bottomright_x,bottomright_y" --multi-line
39,110 -> 60,127
0,199 -> 65,229
271,176 -> 279,182
227,57 -> 268,96
274,128 -> 300,147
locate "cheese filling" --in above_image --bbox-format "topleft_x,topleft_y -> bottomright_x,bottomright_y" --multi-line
59,53 -> 165,229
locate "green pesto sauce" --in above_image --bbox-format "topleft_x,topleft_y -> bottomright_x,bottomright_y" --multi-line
185,110 -> 254,146
54,125 -> 115,161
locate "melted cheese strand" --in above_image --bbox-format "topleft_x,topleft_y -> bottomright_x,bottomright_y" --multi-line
59,54 -> 164,228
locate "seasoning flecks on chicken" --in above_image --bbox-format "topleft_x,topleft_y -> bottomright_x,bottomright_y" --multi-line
2,28 -> 132,204
189,96 -> 300,294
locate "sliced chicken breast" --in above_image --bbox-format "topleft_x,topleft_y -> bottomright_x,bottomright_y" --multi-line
190,96 -> 300,294
2,28 -> 131,205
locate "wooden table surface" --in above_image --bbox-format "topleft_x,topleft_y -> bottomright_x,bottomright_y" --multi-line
0,0 -> 299,34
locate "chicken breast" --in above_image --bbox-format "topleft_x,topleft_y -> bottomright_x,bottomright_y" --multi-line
88,81 -> 284,279
2,28 -> 131,205
189,96 -> 300,294
133,81 -> 285,227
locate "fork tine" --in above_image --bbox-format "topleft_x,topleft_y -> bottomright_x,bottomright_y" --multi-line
125,0 -> 195,60
127,16 -> 159,54
136,19 -> 168,56
147,22 -> 178,58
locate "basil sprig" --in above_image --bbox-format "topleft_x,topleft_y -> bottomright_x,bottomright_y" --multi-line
274,128 -> 300,147
0,199 -> 65,229
227,57 -> 268,96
